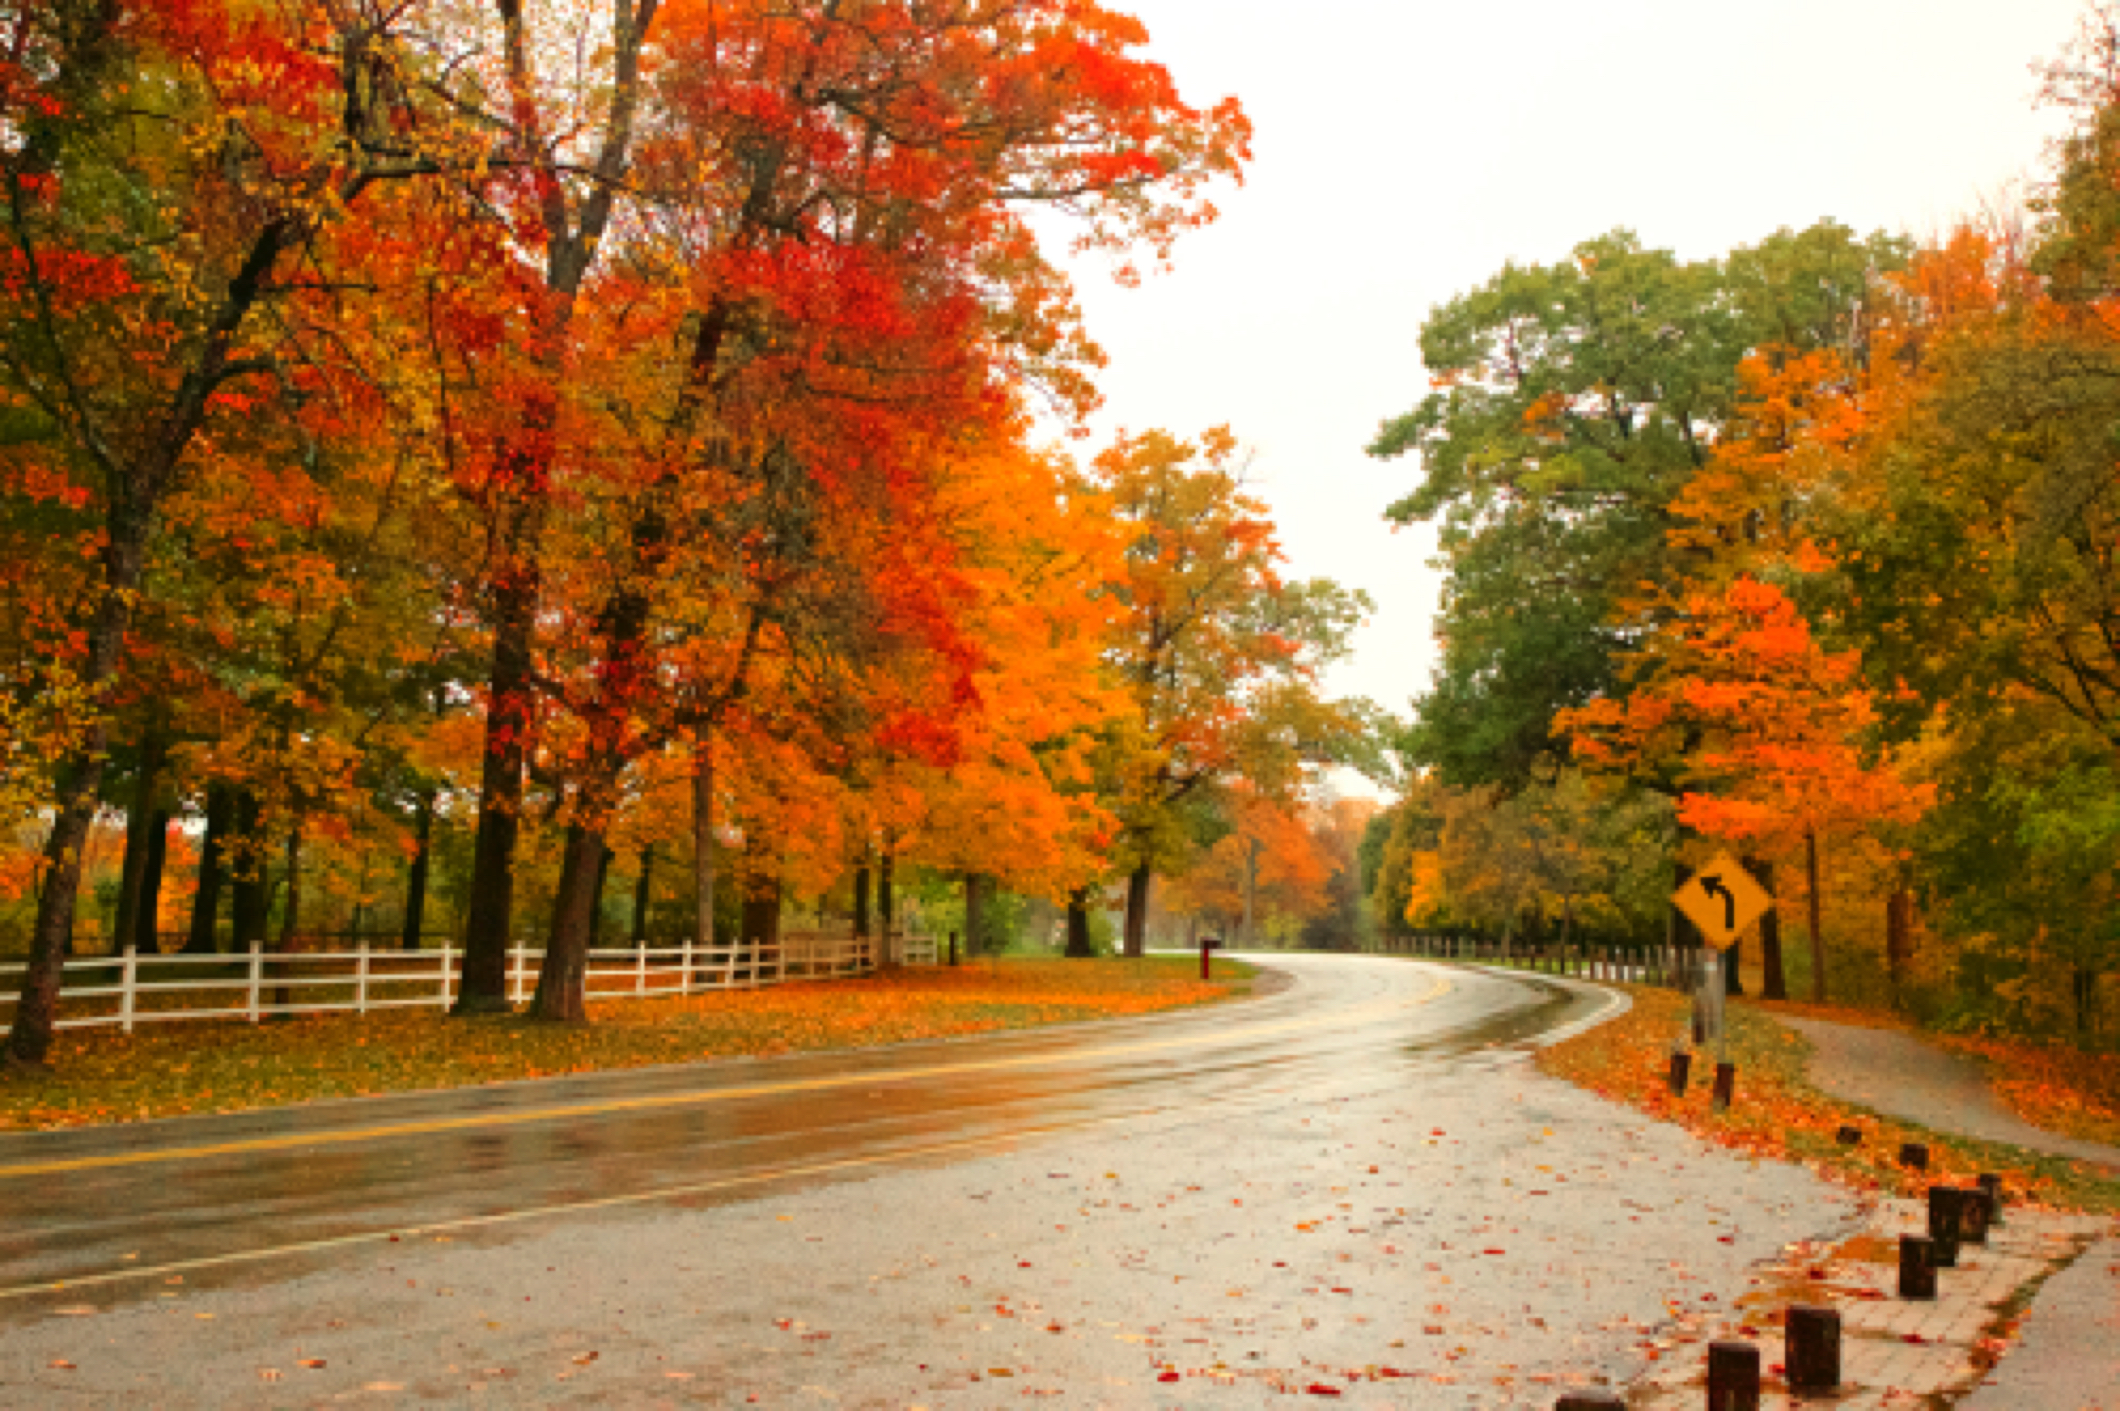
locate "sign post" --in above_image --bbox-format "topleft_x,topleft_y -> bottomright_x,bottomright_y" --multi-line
1670,853 -> 1774,1056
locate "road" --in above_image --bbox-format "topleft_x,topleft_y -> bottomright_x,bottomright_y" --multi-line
0,954 -> 1860,1406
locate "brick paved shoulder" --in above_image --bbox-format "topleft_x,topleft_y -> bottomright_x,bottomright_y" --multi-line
1629,1198 -> 2114,1408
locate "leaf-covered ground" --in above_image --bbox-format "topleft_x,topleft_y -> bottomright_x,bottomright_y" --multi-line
1536,986 -> 2120,1215
0,957 -> 1254,1132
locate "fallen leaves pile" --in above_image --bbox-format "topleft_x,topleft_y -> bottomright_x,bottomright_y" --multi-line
1935,1032 -> 2120,1152
0,957 -> 1252,1131
1536,987 -> 2120,1215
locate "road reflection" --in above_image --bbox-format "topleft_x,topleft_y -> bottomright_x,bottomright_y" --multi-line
0,956 -> 1612,1304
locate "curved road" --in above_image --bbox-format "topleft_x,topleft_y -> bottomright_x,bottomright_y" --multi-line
0,955 -> 1858,1407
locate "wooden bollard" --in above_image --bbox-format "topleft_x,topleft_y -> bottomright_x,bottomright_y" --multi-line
1835,1124 -> 1862,1146
1705,1341 -> 1761,1411
1668,1051 -> 1692,1096
1927,1185 -> 1963,1269
1899,1141 -> 1929,1170
1712,1061 -> 1737,1112
1785,1304 -> 1841,1392
1554,1393 -> 1624,1410
1959,1186 -> 1990,1245
1978,1172 -> 2005,1226
1899,1234 -> 1937,1300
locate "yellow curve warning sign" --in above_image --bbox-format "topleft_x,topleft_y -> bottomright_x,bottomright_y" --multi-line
1672,853 -> 1773,952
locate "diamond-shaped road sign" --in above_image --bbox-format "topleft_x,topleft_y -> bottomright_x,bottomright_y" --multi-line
1673,853 -> 1774,951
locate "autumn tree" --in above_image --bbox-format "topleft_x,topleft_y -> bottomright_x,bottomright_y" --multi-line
1163,786 -> 1331,947
0,0 -> 489,1065
1093,428 -> 1371,956
490,0 -> 1249,1019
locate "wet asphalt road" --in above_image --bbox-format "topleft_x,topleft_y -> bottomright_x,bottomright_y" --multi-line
0,954 -> 1862,1407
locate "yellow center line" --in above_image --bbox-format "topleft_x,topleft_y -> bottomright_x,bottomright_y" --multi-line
0,972 -> 1451,1181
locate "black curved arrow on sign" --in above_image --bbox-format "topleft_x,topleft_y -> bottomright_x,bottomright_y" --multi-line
1699,874 -> 1736,931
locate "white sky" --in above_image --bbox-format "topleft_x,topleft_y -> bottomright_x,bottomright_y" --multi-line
1051,0 -> 2087,791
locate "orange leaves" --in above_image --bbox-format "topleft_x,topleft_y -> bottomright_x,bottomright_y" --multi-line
1562,576 -> 1928,852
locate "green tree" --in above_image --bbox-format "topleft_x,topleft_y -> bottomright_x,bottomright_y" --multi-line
1372,224 -> 1905,790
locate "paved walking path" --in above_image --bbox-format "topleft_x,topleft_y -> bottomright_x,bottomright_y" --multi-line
1779,1015 -> 2120,1171
1784,1013 -> 2119,1408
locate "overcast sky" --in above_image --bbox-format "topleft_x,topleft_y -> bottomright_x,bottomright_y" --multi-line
1049,0 -> 2088,792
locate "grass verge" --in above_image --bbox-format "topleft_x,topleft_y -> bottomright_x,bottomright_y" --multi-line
1536,985 -> 2120,1215
0,956 -> 1256,1132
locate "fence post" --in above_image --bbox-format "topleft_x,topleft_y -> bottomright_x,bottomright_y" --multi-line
511,947 -> 526,1005
357,939 -> 371,1015
246,941 -> 263,1023
440,941 -> 454,1010
680,931 -> 694,995
634,943 -> 647,996
120,944 -> 137,1034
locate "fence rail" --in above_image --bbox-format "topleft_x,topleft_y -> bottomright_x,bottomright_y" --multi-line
0,928 -> 938,1035
1376,932 -> 1709,990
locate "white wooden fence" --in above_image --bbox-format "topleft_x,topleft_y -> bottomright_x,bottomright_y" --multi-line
0,928 -> 937,1035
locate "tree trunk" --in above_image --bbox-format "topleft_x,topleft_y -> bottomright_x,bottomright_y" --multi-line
1242,838 -> 1260,948
402,793 -> 433,950
1724,930 -> 1745,998
1122,863 -> 1151,958
1756,859 -> 1787,1000
113,721 -> 169,959
229,789 -> 268,952
880,850 -> 895,938
456,571 -> 538,1014
280,822 -> 301,950
741,836 -> 783,965
588,839 -> 613,947
631,844 -> 654,947
134,809 -> 171,956
272,820 -> 301,1015
1805,828 -> 1828,1004
853,860 -> 871,938
529,822 -> 602,1023
1064,885 -> 1095,958
965,872 -> 992,957
693,738 -> 716,954
741,884 -> 783,950
1885,882 -> 1914,997
185,784 -> 233,956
